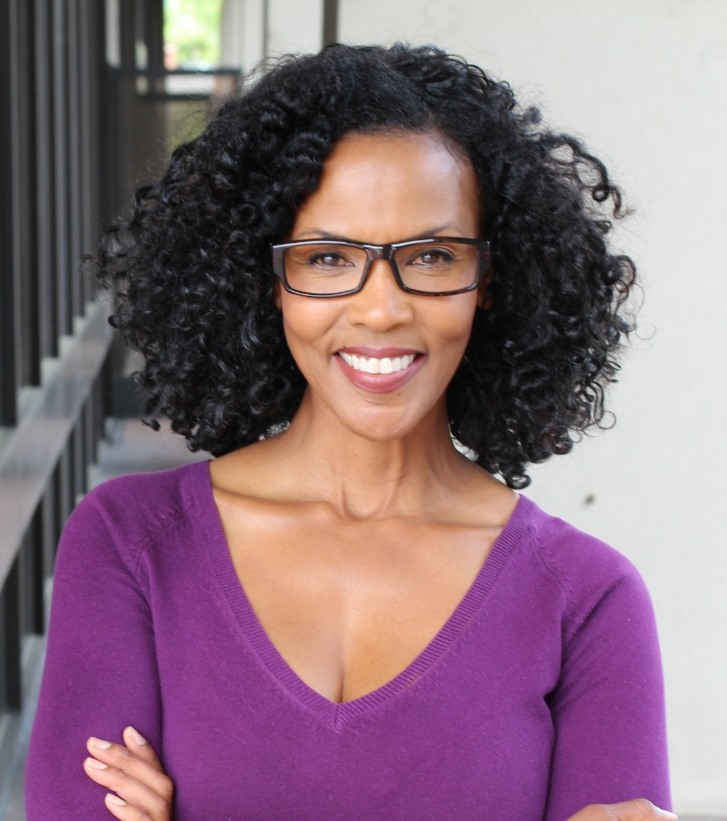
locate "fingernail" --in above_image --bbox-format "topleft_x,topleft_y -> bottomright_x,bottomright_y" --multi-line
89,737 -> 111,750
105,794 -> 126,807
125,725 -> 147,746
85,757 -> 108,770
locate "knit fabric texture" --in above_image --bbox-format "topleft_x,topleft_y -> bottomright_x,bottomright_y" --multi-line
26,461 -> 670,820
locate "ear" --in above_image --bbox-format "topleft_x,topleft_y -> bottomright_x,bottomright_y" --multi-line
273,279 -> 283,311
477,266 -> 494,310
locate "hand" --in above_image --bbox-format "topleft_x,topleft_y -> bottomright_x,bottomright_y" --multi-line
83,726 -> 174,820
566,799 -> 678,820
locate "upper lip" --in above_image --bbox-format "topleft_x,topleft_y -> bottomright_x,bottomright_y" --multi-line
337,346 -> 422,358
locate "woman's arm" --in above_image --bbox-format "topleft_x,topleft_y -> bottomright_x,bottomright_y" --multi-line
544,553 -> 671,820
568,802 -> 676,821
26,490 -> 165,820
83,735 -> 676,821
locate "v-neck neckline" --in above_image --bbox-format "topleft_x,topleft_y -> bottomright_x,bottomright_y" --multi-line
191,460 -> 533,730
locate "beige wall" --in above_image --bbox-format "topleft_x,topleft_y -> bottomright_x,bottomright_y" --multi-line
224,1 -> 727,813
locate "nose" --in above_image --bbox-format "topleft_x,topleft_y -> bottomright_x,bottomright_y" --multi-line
347,257 -> 414,329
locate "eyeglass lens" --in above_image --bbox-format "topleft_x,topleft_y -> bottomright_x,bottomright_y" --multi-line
281,240 -> 482,295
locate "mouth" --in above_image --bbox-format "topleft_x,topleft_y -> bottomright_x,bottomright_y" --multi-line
338,352 -> 417,375
334,347 -> 424,394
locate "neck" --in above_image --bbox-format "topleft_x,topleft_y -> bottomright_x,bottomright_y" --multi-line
265,390 -> 480,520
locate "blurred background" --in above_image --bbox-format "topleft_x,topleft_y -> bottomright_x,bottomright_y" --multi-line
0,1 -> 724,818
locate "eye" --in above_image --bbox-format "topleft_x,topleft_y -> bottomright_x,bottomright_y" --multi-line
286,244 -> 360,272
307,250 -> 354,268
407,246 -> 457,267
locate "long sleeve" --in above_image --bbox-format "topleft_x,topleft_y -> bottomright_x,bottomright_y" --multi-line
542,536 -> 671,820
26,491 -> 163,820
25,471 -> 672,820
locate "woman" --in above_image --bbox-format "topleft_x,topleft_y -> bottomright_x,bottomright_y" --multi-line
26,43 -> 674,820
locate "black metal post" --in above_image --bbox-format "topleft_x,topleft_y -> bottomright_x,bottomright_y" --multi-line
0,0 -> 18,425
322,0 -> 338,47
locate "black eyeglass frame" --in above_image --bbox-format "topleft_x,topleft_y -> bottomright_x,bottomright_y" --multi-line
270,237 -> 491,298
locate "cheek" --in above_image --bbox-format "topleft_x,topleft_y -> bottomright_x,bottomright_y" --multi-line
431,300 -> 479,348
278,298 -> 340,362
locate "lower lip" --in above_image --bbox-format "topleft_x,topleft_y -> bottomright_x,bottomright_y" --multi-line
335,354 -> 424,394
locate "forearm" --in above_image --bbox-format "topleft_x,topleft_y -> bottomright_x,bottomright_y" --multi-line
26,494 -> 163,819
544,568 -> 670,818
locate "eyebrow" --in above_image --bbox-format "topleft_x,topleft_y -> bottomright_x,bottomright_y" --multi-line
292,226 -> 468,243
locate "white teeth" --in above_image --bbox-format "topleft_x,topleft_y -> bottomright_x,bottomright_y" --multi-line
339,352 -> 416,374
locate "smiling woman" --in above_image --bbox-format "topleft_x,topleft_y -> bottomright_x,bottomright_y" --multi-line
25,43 -> 674,821
274,131 -> 484,439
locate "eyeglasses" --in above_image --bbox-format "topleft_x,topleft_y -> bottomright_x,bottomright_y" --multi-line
271,237 -> 490,297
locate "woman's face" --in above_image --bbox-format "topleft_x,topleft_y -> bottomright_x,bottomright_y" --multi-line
276,130 -> 484,443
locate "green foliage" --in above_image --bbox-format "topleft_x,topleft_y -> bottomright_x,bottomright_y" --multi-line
164,0 -> 222,68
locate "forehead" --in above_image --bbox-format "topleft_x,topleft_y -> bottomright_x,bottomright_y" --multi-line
291,130 -> 480,243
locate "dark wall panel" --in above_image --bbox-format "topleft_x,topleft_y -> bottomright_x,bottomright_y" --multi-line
0,0 -> 18,425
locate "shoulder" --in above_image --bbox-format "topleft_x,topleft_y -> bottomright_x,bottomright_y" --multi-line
517,497 -> 655,639
523,498 -> 641,585
59,460 -> 212,570
80,459 -> 210,519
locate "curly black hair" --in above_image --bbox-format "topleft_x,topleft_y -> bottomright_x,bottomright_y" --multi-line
94,42 -> 637,489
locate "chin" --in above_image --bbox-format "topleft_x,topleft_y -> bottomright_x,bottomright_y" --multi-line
340,404 -> 441,445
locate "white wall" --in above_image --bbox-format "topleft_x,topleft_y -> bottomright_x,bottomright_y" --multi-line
337,2 -> 727,813
267,0 -> 322,57
224,0 -> 727,812
222,0 -> 323,69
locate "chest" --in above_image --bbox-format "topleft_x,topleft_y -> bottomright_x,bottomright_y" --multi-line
150,490 -> 562,820
154,556 -> 559,821
167,688 -> 554,821
219,506 -> 500,704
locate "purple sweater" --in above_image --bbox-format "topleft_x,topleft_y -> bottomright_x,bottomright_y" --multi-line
26,461 -> 670,820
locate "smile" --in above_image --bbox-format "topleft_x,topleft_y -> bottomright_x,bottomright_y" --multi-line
338,352 -> 416,374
